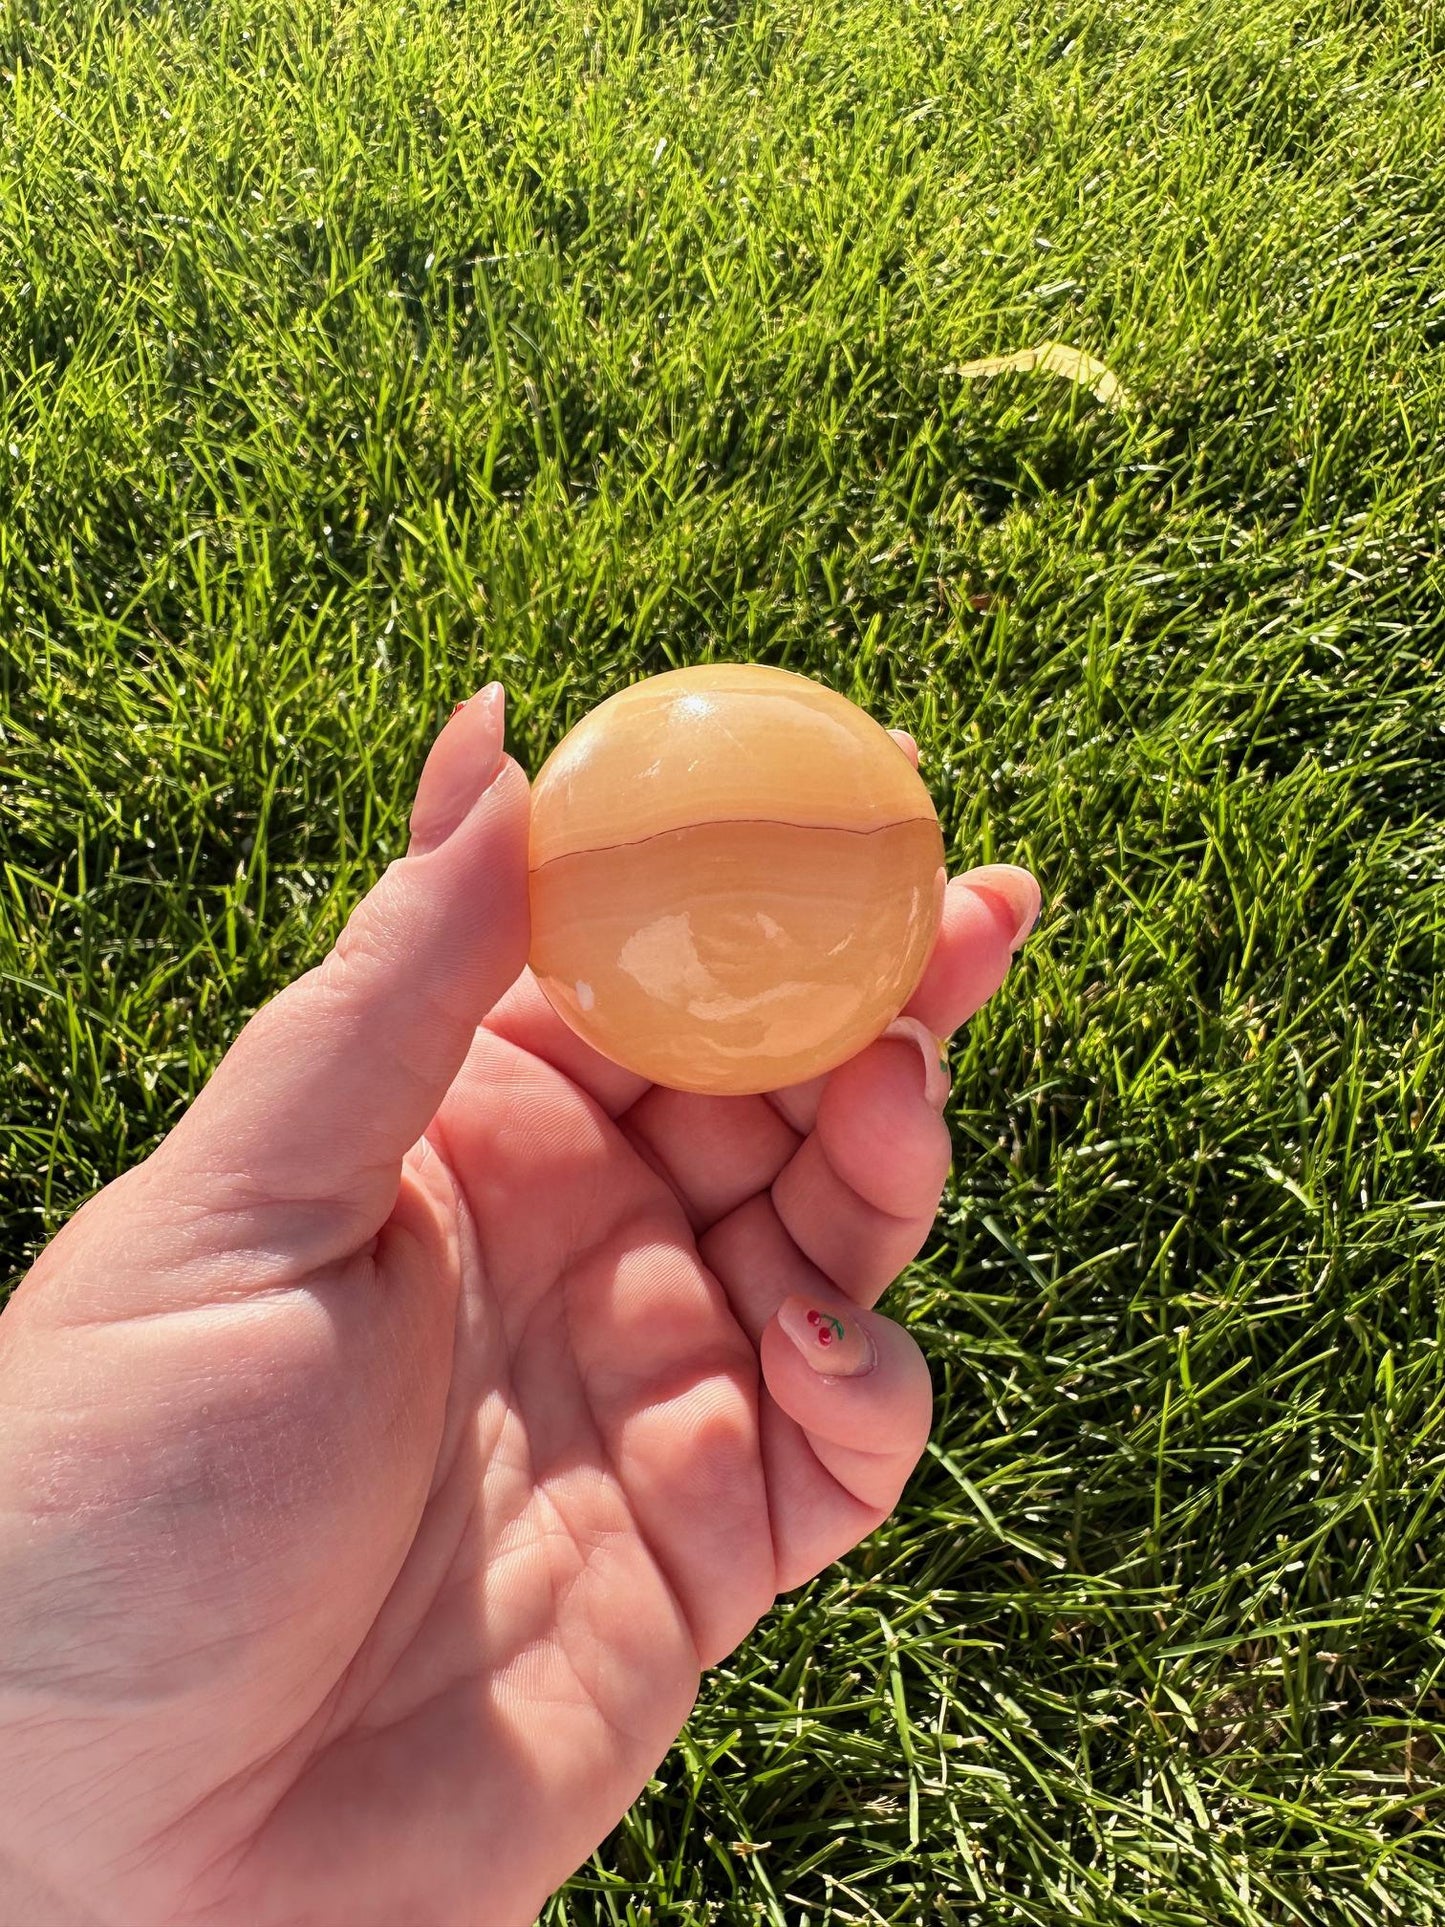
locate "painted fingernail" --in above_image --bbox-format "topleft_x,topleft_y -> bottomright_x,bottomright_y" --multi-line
778,1295 -> 877,1378
408,682 -> 506,856
963,864 -> 1042,952
882,1015 -> 951,1111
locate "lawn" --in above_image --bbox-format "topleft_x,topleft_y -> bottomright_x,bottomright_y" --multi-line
2,0 -> 1444,1919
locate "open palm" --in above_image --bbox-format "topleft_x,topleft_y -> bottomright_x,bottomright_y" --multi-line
0,689 -> 1039,1927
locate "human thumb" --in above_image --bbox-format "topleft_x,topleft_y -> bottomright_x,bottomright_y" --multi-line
158,682 -> 531,1260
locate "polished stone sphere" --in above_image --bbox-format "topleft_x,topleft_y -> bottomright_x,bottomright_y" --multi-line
527,664 -> 945,1095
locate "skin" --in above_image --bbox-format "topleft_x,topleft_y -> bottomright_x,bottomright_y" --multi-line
0,688 -> 1041,1927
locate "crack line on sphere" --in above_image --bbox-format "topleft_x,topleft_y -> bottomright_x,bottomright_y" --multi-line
531,813 -> 936,874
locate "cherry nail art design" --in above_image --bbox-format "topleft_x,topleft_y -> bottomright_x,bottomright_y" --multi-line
779,1294 -> 876,1376
805,1307 -> 847,1349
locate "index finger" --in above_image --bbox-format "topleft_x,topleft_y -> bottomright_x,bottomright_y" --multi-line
904,863 -> 1041,1037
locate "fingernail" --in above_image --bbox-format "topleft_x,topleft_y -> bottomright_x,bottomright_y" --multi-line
777,1295 -> 876,1378
408,682 -> 506,856
882,1015 -> 951,1111
963,864 -> 1042,952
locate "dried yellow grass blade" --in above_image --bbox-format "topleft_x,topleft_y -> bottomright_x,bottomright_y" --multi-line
948,339 -> 1133,410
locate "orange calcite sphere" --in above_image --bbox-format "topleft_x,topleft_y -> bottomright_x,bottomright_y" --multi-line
527,664 -> 946,1095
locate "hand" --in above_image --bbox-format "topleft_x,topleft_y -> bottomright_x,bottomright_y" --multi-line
0,685 -> 1040,1927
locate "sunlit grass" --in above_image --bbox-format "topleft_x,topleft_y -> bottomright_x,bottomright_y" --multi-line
3,0 -> 1444,1919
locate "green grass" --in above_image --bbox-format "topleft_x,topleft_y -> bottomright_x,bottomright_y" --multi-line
3,0 -> 1444,1918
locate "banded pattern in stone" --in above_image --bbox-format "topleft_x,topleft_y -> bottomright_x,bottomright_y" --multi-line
527,664 -> 945,1095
